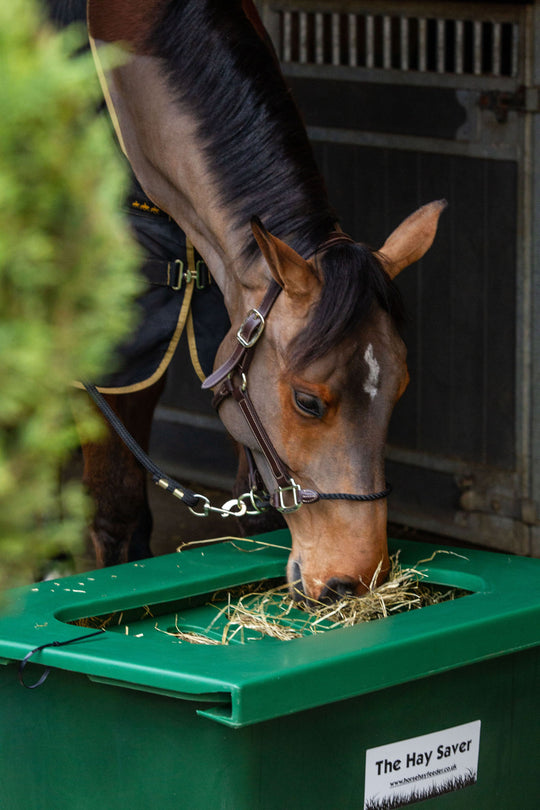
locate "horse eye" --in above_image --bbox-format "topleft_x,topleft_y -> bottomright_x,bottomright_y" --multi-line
293,390 -> 325,419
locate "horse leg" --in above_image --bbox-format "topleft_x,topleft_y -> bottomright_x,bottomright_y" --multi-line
81,376 -> 166,567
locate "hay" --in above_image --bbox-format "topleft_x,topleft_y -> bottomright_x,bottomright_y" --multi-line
71,540 -> 468,645
164,546 -> 468,645
155,618 -> 222,645
72,605 -> 153,631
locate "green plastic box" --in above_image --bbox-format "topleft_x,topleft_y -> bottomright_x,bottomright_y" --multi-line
0,532 -> 539,809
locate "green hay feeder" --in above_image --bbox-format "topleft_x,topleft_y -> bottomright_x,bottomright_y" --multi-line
0,532 -> 539,809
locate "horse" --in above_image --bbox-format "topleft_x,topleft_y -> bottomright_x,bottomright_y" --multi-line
84,0 -> 445,603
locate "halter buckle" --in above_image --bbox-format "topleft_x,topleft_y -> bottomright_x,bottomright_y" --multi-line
274,480 -> 302,513
237,308 -> 265,348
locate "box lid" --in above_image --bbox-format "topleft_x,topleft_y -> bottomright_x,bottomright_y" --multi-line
1,533 -> 539,727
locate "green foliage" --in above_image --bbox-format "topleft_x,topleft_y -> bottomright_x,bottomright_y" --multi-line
0,0 -> 142,591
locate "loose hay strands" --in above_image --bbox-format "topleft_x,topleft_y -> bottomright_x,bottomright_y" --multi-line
154,616 -> 222,646
176,535 -> 292,554
163,545 -> 469,645
308,550 -> 467,627
218,580 -> 314,643
72,605 -> 154,631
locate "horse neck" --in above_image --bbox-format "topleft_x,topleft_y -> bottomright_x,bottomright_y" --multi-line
142,140 -> 271,315
114,60 -> 324,316
139,9 -> 333,292
106,56 -> 333,310
105,61 -> 244,295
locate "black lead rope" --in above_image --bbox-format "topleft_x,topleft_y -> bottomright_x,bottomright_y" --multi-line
18,629 -> 105,690
83,383 -> 201,509
83,382 -> 392,514
318,484 -> 393,503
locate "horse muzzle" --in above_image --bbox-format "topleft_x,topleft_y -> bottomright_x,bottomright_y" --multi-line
287,539 -> 390,605
289,565 -> 359,605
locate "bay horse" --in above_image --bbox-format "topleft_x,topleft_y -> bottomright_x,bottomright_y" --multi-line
84,0 -> 445,603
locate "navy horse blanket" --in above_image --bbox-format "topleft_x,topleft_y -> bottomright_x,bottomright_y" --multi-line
96,177 -> 230,393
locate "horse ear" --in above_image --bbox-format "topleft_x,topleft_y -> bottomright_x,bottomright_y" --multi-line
251,217 -> 320,299
378,200 -> 447,279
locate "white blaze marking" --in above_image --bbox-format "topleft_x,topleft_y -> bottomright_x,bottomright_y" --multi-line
363,343 -> 380,399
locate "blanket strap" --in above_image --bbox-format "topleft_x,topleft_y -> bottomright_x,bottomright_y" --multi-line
142,257 -> 212,290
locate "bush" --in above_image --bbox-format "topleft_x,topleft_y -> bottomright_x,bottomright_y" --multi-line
0,0 -> 141,591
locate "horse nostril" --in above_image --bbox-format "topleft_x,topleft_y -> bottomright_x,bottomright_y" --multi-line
318,577 -> 357,604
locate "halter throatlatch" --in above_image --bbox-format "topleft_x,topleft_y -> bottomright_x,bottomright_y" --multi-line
202,251 -> 392,513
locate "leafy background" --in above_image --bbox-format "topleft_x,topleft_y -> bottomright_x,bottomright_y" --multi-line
0,0 -> 141,592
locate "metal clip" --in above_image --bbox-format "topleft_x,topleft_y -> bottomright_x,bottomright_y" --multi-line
189,494 -> 248,518
240,490 -> 270,515
188,494 -> 211,517
220,498 -> 248,518
172,260 -> 209,291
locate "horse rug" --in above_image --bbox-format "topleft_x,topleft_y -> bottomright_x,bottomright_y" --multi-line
88,179 -> 230,393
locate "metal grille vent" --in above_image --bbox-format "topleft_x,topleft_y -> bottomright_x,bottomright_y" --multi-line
277,11 -> 519,78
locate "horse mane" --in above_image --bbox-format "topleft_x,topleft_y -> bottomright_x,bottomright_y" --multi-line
289,243 -> 405,372
145,0 -> 336,261
145,2 -> 404,366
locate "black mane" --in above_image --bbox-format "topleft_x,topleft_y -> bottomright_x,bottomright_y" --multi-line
146,1 -> 404,367
146,0 -> 336,261
289,243 -> 405,371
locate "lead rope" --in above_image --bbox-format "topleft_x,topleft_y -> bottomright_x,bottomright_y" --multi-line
83,383 -> 261,518
84,383 -> 200,509
318,485 -> 392,502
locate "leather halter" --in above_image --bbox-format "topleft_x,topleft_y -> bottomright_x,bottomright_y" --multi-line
201,248 -> 392,513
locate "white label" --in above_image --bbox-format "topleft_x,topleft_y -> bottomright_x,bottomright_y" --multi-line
364,720 -> 481,809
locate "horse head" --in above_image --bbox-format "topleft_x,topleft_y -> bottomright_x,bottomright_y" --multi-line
214,202 -> 446,603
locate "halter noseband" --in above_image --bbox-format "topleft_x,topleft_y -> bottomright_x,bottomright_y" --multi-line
202,238 -> 392,513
